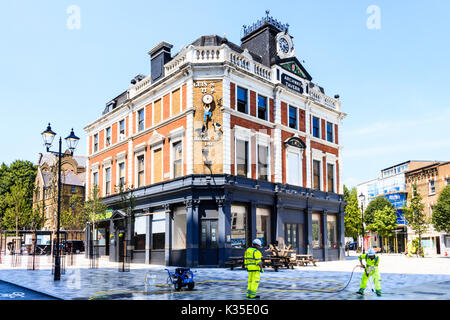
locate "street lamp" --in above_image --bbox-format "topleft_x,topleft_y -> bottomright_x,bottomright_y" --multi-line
358,192 -> 366,254
41,123 -> 79,281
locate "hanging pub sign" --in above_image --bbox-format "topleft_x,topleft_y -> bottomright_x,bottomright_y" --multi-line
281,73 -> 304,94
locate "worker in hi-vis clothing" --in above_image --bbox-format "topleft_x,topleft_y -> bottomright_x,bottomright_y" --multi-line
244,239 -> 264,299
357,248 -> 382,296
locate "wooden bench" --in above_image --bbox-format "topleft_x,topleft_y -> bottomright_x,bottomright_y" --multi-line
293,254 -> 319,267
225,256 -> 244,270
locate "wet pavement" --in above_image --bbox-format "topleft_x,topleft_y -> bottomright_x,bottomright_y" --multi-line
0,253 -> 449,300
0,280 -> 58,300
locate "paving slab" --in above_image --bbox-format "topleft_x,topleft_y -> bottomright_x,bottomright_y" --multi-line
0,252 -> 449,300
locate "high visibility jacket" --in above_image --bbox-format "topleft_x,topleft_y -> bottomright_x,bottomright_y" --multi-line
244,247 -> 262,271
358,253 -> 380,267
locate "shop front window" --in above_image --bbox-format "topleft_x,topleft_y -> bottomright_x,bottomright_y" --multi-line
284,223 -> 298,248
256,208 -> 271,247
134,216 -> 146,250
312,213 -> 322,249
327,215 -> 337,249
231,205 -> 247,248
152,212 -> 165,250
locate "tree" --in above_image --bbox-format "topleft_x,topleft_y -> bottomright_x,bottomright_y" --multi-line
364,197 -> 394,226
2,183 -> 31,252
403,185 -> 428,257
343,185 -> 362,241
367,205 -> 398,252
432,185 -> 450,234
83,184 -> 108,239
61,194 -> 85,231
0,160 -> 37,226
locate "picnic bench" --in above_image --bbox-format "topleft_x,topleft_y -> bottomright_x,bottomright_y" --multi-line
290,254 -> 319,267
224,256 -> 245,270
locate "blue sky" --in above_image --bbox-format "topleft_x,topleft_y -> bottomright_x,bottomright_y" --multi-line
0,0 -> 449,188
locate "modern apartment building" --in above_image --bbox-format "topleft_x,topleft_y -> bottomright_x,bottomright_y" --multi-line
357,161 -> 439,253
84,13 -> 347,267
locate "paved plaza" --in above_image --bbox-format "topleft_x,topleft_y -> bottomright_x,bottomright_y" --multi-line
0,252 -> 449,300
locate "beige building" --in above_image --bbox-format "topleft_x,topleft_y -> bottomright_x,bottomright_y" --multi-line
405,161 -> 450,256
33,153 -> 87,237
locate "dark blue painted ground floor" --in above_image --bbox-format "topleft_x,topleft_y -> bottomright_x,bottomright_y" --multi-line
87,175 -> 346,267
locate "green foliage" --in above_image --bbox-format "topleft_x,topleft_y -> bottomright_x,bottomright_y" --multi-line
343,185 -> 362,240
2,183 -> 31,231
83,184 -> 108,225
403,185 -> 428,256
0,160 -> 37,227
61,194 -> 85,230
28,204 -> 46,231
367,205 -> 398,238
364,197 -> 394,226
432,185 -> 450,233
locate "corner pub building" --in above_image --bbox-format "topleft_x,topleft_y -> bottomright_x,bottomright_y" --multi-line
84,13 -> 347,267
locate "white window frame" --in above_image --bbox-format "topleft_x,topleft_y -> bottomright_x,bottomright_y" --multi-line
429,179 -> 436,195
234,126 -> 252,178
312,115 -> 321,139
288,105 -> 299,130
326,121 -> 334,143
311,149 -> 324,191
90,162 -> 99,191
169,128 -> 185,179
105,126 -> 112,148
236,86 -> 249,115
257,94 -> 268,121
286,146 -> 303,186
115,151 -> 127,189
93,133 -> 99,153
256,133 -> 271,182
137,108 -> 145,133
102,158 -> 112,197
134,144 -> 146,188
118,119 -> 126,141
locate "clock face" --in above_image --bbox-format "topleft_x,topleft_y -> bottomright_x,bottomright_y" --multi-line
279,38 -> 290,54
202,94 -> 214,105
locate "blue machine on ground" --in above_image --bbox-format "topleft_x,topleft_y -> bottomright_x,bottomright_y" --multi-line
165,268 -> 195,291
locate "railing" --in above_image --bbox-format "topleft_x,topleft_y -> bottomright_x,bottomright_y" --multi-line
308,88 -> 340,111
129,44 -> 274,99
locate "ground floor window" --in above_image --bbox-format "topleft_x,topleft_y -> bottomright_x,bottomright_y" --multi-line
172,207 -> 186,250
94,228 -> 106,245
134,216 -> 146,250
152,212 -> 165,250
231,205 -> 247,248
256,207 -> 271,247
312,213 -> 322,248
284,223 -> 298,248
327,215 -> 337,248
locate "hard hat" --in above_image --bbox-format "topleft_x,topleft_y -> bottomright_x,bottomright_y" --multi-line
367,248 -> 375,256
252,239 -> 262,246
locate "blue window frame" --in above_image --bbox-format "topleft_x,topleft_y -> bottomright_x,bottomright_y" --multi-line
326,122 -> 333,142
289,106 -> 297,129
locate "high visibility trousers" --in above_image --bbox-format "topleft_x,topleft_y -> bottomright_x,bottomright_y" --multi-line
360,269 -> 381,291
247,271 -> 260,298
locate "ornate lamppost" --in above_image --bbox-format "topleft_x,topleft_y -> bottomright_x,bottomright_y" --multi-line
358,192 -> 366,254
41,123 -> 79,280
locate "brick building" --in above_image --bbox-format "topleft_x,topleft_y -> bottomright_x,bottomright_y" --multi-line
84,14 -> 347,266
405,161 -> 450,256
33,153 -> 86,239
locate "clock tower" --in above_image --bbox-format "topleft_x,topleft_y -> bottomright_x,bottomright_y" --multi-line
241,11 -> 311,81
